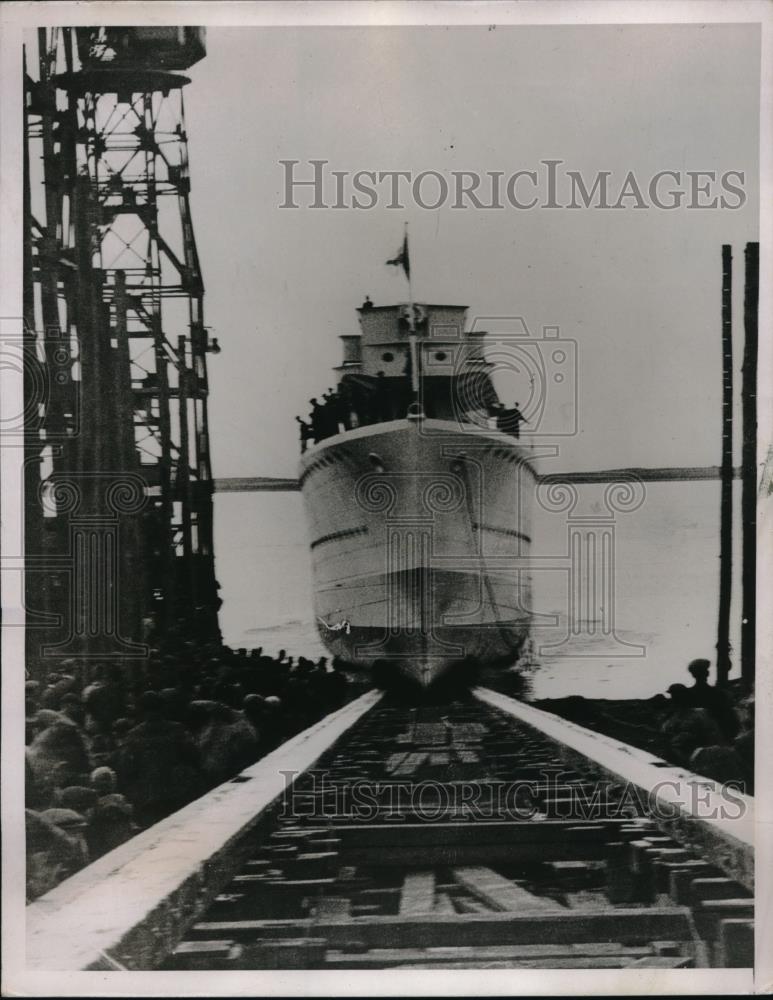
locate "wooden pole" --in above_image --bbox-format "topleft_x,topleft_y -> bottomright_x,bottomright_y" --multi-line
716,245 -> 733,688
740,243 -> 758,691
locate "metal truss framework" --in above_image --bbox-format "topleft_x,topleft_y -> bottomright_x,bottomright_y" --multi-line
23,26 -> 220,667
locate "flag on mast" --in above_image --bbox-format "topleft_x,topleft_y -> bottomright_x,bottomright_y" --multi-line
386,232 -> 410,280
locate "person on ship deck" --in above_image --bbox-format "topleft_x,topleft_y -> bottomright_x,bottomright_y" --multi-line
308,398 -> 325,443
295,415 -> 311,453
494,402 -> 528,438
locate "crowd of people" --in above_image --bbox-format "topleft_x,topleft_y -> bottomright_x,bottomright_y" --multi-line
659,658 -> 753,788
296,382 -> 362,450
296,371 -> 413,451
296,381 -> 528,452
26,642 -> 753,902
25,637 -> 354,901
535,657 -> 754,793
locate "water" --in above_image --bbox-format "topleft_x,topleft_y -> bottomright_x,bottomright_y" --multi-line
213,481 -> 742,700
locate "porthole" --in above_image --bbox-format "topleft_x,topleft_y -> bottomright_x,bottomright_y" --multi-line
382,351 -> 394,362
434,351 -> 448,361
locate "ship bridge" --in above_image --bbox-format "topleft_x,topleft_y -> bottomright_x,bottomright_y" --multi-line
334,302 -> 496,425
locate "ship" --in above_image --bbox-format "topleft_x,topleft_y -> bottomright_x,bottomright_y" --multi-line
298,300 -> 536,688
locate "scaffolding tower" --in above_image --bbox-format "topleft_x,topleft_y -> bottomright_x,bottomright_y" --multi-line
24,27 -> 220,672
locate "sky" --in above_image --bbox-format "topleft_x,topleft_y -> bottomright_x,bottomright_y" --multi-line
180,24 -> 760,479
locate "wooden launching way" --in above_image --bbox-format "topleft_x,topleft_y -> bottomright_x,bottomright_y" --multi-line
164,692 -> 753,972
26,688 -> 754,972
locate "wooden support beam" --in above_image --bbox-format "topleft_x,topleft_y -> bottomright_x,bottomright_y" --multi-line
399,872 -> 436,915
715,919 -> 755,968
453,866 -> 556,913
240,937 -> 328,970
668,864 -> 722,905
695,899 -> 755,947
453,897 -> 493,914
332,820 -> 613,849
689,878 -> 751,904
315,897 -> 352,919
164,940 -> 243,970
434,893 -> 456,915
324,943 -> 667,969
343,841 -> 612,867
630,956 -> 693,969
192,906 -> 694,949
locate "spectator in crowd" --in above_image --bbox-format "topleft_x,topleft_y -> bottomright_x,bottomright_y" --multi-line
114,691 -> 201,828
733,691 -> 755,794
685,658 -> 740,739
86,767 -> 136,859
188,699 -> 258,789
660,682 -> 726,768
82,665 -> 123,734
26,809 -> 87,901
27,710 -> 91,791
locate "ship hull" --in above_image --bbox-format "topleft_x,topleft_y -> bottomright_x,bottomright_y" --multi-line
299,418 -> 535,687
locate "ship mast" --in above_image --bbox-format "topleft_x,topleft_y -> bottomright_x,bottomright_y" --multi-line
387,223 -> 420,406
405,224 -> 421,403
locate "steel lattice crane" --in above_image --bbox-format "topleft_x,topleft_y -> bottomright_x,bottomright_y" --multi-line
23,26 -> 220,672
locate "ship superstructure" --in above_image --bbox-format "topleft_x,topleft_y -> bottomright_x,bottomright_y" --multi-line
298,301 -> 535,688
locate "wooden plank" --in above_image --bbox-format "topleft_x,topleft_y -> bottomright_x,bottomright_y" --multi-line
434,893 -> 455,915
324,943 -> 657,969
315,897 -> 351,919
366,943 -> 652,960
165,940 -> 242,971
192,906 -> 693,949
360,888 -> 400,901
668,863 -> 720,903
385,958 -> 646,970
690,878 -> 750,903
334,820 -> 611,849
399,872 -> 435,916
715,919 -> 754,968
453,866 -> 556,913
453,897 -> 493,914
241,938 -> 328,970
699,899 -> 754,915
630,956 -> 693,968
327,955 -> 656,970
695,899 -> 755,943
344,841 -> 610,866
